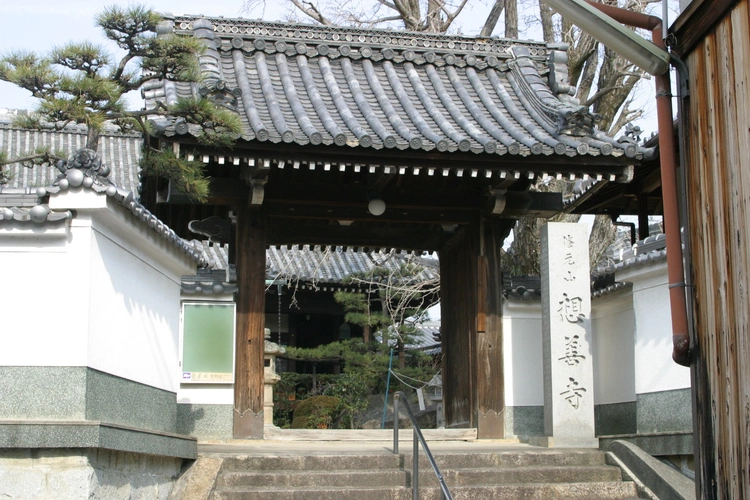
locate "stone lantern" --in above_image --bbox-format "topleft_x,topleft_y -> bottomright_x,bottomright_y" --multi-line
264,328 -> 286,427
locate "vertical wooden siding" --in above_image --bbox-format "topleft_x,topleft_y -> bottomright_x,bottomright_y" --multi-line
685,1 -> 750,496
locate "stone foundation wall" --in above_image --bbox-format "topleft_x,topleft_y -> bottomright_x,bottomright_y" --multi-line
0,448 -> 184,500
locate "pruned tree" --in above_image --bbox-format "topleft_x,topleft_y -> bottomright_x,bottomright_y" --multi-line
336,251 -> 440,369
0,5 -> 241,201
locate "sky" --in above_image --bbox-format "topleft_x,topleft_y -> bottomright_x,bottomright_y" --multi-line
0,0 -> 673,135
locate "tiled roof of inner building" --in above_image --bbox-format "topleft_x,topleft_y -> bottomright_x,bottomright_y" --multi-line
144,16 -> 653,161
0,118 -> 143,195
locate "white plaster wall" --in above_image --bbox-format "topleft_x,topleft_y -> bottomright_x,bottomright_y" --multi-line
87,228 -> 184,392
502,300 -> 544,406
0,223 -> 90,366
591,291 -> 636,404
618,262 -> 691,395
177,385 -> 234,405
1,188 -> 196,393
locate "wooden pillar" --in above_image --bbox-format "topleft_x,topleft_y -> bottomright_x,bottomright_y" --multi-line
476,217 -> 507,438
440,217 -> 508,436
233,206 -> 267,438
637,195 -> 650,241
439,223 -> 478,429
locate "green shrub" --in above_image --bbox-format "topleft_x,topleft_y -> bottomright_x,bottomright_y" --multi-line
291,395 -> 341,429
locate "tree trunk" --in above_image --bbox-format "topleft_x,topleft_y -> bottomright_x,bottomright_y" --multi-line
588,214 -> 617,271
505,0 -> 518,39
86,127 -> 100,151
397,339 -> 405,369
539,2 -> 555,43
480,0 -> 505,37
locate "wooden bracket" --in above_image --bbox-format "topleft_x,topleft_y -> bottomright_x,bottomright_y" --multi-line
250,177 -> 267,206
489,189 -> 507,215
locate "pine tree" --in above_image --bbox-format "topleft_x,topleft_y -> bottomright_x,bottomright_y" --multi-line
0,5 -> 241,201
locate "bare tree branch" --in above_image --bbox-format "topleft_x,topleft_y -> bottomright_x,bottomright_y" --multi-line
290,0 -> 332,24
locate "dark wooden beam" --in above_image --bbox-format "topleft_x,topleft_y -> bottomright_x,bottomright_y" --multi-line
497,191 -> 564,219
638,168 -> 662,194
266,221 -> 445,251
266,205 -> 477,225
265,183 -> 484,210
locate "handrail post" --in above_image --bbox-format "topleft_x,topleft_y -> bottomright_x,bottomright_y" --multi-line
412,429 -> 419,500
393,392 -> 399,454
391,391 -> 453,500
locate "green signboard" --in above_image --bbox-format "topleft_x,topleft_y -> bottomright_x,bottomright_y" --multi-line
181,302 -> 236,383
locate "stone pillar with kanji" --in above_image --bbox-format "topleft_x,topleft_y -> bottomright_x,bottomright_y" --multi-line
532,222 -> 598,448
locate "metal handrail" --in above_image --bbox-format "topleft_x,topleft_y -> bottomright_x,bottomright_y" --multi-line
392,391 -> 453,500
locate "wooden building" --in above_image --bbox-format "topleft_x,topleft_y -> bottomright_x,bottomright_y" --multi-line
139,16 -> 653,438
670,0 -> 750,497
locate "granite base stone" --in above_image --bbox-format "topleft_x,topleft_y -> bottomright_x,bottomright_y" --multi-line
637,389 -> 693,434
0,448 -> 185,500
0,421 -> 196,459
0,366 -> 178,433
504,406 -> 544,440
177,404 -> 234,440
595,401 -> 637,436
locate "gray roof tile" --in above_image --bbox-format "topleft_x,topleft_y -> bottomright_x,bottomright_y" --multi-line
0,122 -> 142,194
145,17 -> 653,163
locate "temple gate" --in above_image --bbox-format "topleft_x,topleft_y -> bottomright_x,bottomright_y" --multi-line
139,16 -> 651,438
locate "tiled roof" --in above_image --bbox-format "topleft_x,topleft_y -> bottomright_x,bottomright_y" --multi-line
503,230 -> 667,301
266,245 -> 438,284
592,232 -> 667,278
0,116 -> 143,195
145,17 -> 653,163
0,136 -> 206,266
183,241 -> 439,295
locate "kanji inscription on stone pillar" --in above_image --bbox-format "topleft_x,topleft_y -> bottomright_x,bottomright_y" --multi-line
534,222 -> 598,448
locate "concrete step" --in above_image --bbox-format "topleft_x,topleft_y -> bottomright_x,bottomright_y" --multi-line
211,486 -> 411,500
211,482 -> 639,500
217,468 -> 407,488
207,448 -> 640,500
220,453 -> 402,471
262,428 -> 478,441
404,449 -> 608,468
412,464 -> 623,487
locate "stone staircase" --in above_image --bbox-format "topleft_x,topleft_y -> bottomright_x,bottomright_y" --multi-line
207,449 -> 642,499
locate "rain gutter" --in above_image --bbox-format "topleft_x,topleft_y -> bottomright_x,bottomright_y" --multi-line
583,1 -> 691,366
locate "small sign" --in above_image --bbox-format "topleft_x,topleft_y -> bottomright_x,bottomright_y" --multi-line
183,372 -> 233,383
417,388 -> 426,411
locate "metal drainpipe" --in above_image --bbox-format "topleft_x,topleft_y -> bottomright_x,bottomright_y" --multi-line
584,1 -> 691,366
